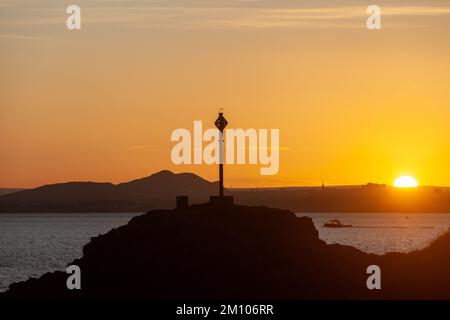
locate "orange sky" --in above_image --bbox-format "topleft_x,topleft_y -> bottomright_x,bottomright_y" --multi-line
1,1 -> 450,188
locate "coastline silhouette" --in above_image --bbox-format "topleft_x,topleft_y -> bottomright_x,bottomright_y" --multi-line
2,200 -> 450,299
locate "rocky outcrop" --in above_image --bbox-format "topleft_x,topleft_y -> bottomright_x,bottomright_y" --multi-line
2,202 -> 450,299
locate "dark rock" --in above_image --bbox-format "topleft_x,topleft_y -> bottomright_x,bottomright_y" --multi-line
1,203 -> 450,299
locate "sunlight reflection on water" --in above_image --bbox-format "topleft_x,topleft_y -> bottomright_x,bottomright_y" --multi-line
298,212 -> 450,255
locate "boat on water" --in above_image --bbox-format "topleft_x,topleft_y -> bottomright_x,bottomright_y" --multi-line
322,219 -> 352,228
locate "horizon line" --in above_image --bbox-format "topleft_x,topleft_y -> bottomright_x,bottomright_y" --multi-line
1,170 -> 450,190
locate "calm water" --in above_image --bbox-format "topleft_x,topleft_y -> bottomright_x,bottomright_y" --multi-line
298,212 -> 450,255
0,213 -> 140,292
1,212 -> 450,292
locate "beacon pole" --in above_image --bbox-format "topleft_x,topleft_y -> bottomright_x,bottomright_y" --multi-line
215,109 -> 228,197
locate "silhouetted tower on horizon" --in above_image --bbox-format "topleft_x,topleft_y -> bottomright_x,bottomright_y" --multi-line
215,109 -> 228,197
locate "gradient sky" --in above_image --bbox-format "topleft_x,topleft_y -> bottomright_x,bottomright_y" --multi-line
1,0 -> 450,188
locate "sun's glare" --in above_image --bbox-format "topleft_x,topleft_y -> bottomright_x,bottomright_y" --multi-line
393,176 -> 418,188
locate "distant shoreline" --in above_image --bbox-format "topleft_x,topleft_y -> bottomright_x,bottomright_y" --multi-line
1,171 -> 450,214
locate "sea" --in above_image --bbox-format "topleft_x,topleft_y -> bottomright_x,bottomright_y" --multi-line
0,213 -> 140,292
1,212 -> 450,292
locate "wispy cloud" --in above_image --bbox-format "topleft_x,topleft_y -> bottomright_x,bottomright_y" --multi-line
84,5 -> 450,30
1,3 -> 450,31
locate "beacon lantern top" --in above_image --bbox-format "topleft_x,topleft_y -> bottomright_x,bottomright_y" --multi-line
215,111 -> 228,132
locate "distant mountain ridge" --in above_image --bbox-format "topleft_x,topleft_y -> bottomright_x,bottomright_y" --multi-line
1,171 -> 450,213
0,170 -> 217,213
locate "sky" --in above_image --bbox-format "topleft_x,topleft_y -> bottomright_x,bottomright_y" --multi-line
1,0 -> 450,188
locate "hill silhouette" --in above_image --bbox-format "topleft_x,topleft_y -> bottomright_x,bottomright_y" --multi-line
1,171 -> 450,213
1,201 -> 450,299
0,170 -> 217,212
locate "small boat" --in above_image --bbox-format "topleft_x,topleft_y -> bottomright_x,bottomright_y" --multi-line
323,219 -> 352,228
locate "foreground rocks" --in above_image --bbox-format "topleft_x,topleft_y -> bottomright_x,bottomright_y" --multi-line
2,202 -> 450,299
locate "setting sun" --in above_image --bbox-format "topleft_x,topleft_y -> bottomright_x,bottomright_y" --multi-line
394,176 -> 419,188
